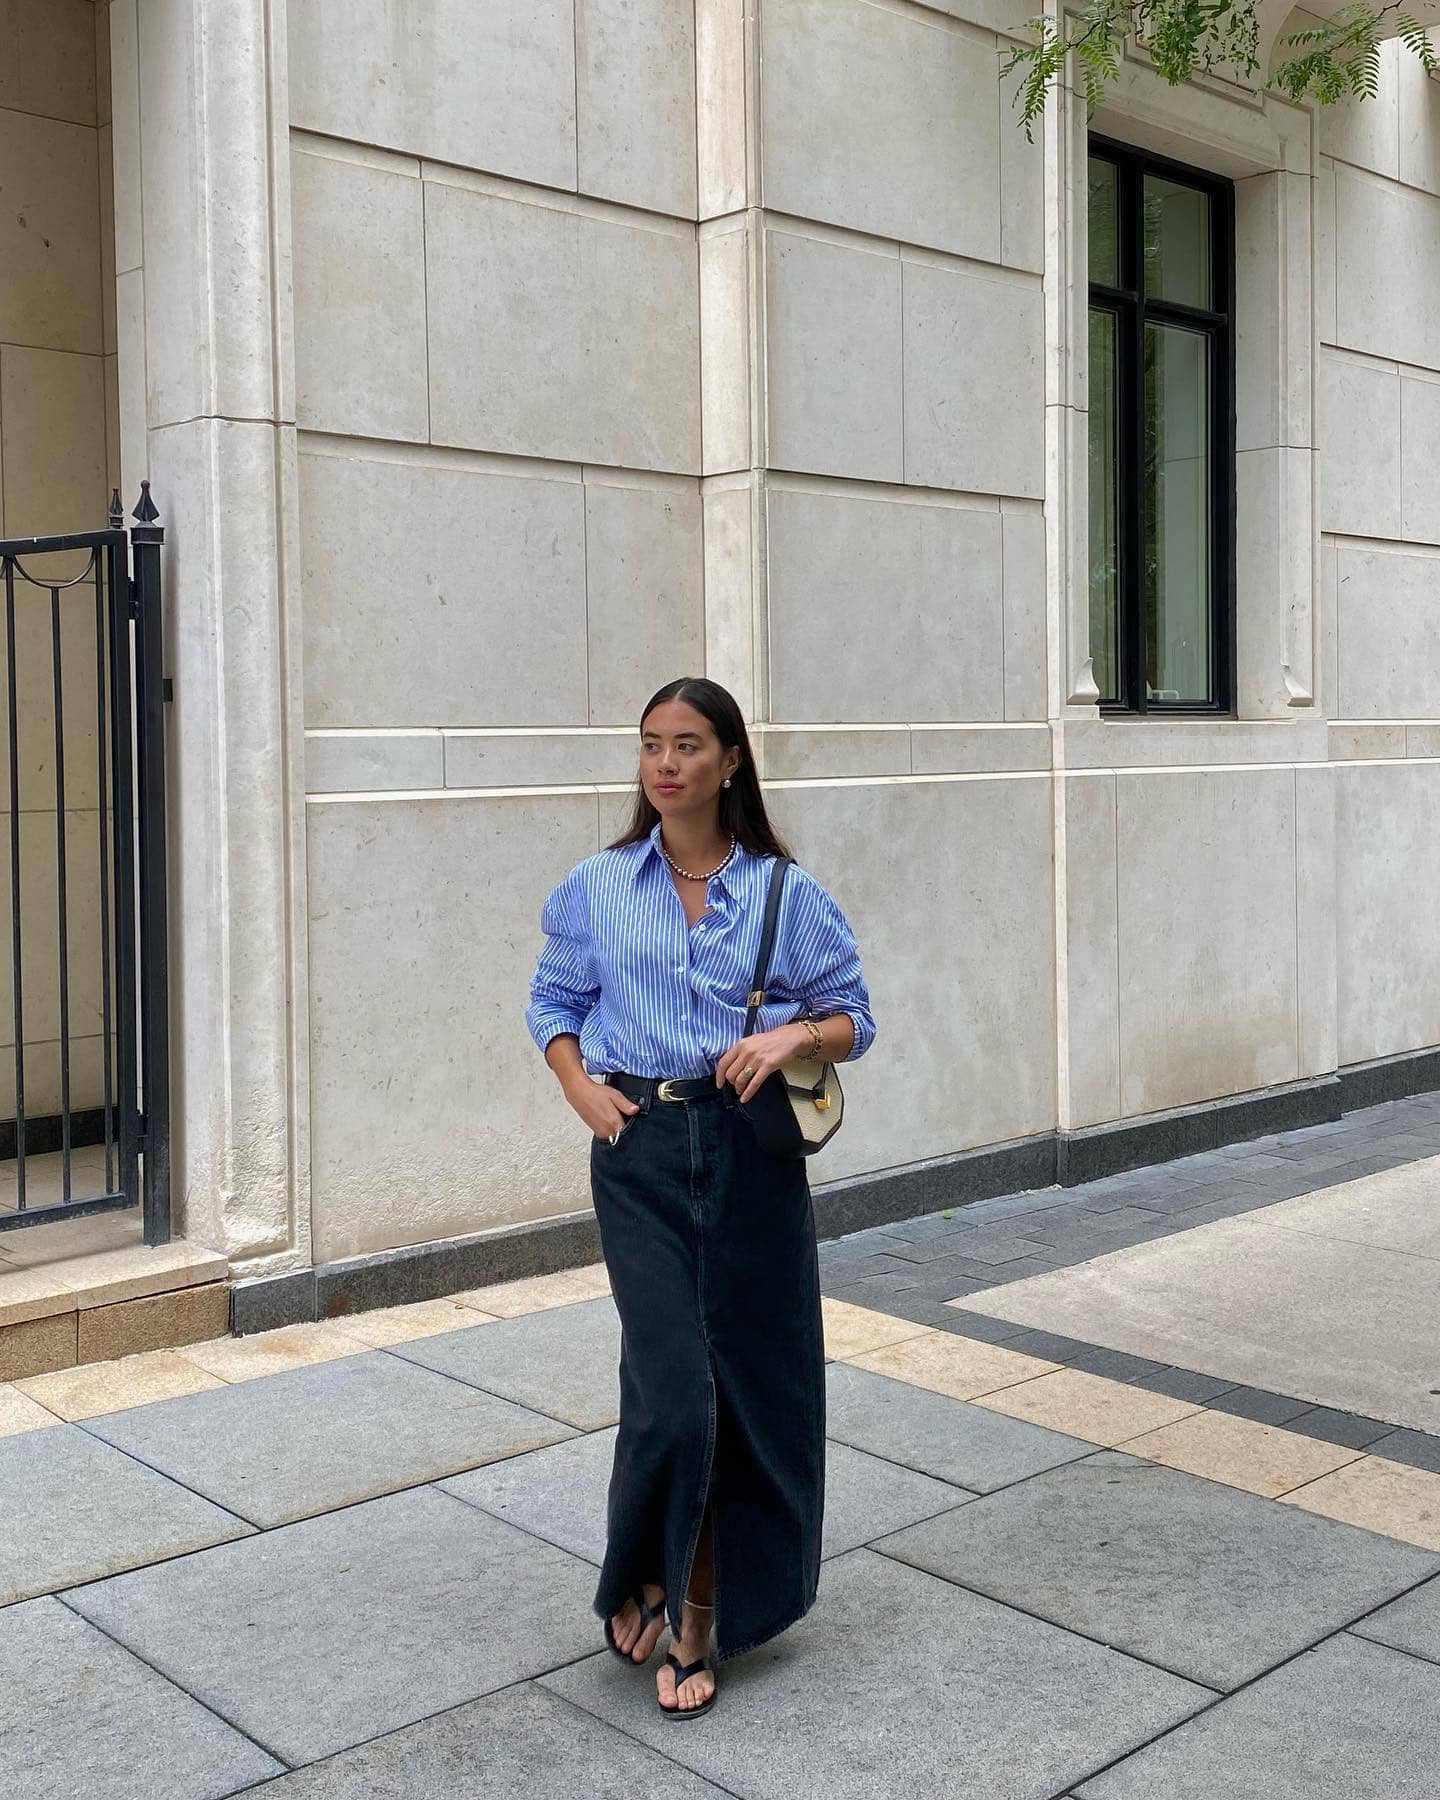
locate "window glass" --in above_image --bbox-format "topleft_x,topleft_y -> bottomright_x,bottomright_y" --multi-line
1088,141 -> 1229,712
1088,307 -> 1120,702
1143,175 -> 1210,309
1143,323 -> 1211,702
1088,157 -> 1119,287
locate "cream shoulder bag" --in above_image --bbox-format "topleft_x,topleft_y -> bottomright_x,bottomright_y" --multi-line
736,857 -> 845,1157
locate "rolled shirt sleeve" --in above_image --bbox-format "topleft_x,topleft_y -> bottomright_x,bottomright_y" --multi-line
785,873 -> 876,1063
525,865 -> 601,1055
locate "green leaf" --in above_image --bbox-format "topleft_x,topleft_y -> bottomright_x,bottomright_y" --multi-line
1001,0 -> 1435,125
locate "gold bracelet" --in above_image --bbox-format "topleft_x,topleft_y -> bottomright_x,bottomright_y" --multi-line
799,1016 -> 826,1060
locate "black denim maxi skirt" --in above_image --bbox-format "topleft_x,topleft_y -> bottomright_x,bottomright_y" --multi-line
588,1074 -> 826,1664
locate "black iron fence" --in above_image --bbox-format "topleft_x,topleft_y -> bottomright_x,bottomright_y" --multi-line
0,486 -> 169,1245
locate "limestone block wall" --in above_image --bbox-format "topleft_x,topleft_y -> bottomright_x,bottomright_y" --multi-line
277,0 -> 1440,1269
288,0 -> 1066,1263
736,0 -> 1058,1169
289,2 -> 711,1259
0,0 -> 120,1119
1052,27 -> 1440,1129
1315,48 -> 1440,1067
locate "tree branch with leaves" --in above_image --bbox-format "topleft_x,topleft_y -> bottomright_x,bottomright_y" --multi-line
1001,0 -> 1440,139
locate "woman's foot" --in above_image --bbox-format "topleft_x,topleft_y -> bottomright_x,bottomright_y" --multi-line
657,1597 -> 716,1712
609,1583 -> 667,1663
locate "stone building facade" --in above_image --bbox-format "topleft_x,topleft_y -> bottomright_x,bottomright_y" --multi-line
4,0 -> 1439,1316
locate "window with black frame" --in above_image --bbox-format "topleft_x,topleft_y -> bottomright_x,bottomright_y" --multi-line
1087,139 -> 1235,712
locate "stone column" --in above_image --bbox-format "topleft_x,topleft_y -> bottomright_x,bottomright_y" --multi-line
697,0 -> 766,733
113,0 -> 309,1269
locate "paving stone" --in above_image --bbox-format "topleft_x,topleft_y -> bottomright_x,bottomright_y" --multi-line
870,1451 -> 1440,1690
1281,1455 -> 1440,1551
0,1596 -> 282,1799
16,1349 -> 226,1421
956,1253 -> 1077,1283
1095,1221 -> 1191,1250
954,1190 -> 1070,1223
1363,1428 -> 1440,1475
1023,1206 -> 1167,1243
1228,1174 -> 1334,1202
825,1362 -> 1097,1493
178,1321 -> 367,1382
985,1327 -> 1095,1363
441,1415 -> 972,1566
959,1233 -> 1057,1264
1077,1182 -> 1204,1214
823,1271 -> 926,1301
867,1233 -> 990,1266
386,1297 -> 621,1429
452,1264 -> 611,1318
814,1251 -> 922,1282
1064,1346 -> 1174,1383
820,1299 -> 928,1361
439,1426 -> 614,1564
65,1484 -> 603,1768
328,1295 -> 497,1347
1351,1570 -> 1440,1665
1075,1632 -> 1440,1798
908,1252 -> 1064,1287
541,1546 -> 1209,1799
1318,1155 -> 1417,1183
1208,1387 -> 1318,1427
84,1349 -> 577,1528
818,1237 -> 895,1268
1212,1151 -> 1300,1173
0,1382 -> 61,1436
957,1198 -> 1439,1435
0,1423 -> 251,1606
873,1213 -> 980,1243
1135,1186 -> 1254,1216
246,1682 -> 732,1797
857,1287 -> 994,1329
814,1440 -> 974,1555
1131,1366 -> 1239,1405
845,1328 -> 1058,1400
1119,1410 -> 1364,1500
1283,1407 -> 1397,1451
938,1308 -> 1036,1345
978,1368 -> 1203,1447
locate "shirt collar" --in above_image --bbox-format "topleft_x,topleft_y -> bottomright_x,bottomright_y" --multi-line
634,818 -> 749,900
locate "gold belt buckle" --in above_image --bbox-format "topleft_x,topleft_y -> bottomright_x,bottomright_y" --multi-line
655,1078 -> 683,1101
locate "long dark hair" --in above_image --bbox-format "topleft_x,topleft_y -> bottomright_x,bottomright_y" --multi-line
604,677 -> 795,860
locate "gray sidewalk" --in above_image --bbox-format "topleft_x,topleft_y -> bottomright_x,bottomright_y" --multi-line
4,1096 -> 1440,1798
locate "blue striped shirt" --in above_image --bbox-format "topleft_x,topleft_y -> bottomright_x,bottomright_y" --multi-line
525,819 -> 877,1079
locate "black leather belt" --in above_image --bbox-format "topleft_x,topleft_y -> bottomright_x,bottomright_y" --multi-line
605,1071 -> 726,1107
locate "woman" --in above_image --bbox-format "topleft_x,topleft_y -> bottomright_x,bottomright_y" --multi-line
524,677 -> 876,1719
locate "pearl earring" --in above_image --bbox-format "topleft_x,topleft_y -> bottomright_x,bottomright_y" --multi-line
722,777 -> 731,787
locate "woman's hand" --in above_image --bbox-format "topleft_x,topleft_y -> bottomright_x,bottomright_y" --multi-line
565,1076 -> 642,1139
715,1023 -> 812,1104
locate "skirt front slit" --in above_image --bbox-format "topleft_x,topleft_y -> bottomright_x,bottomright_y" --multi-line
588,1080 -> 825,1664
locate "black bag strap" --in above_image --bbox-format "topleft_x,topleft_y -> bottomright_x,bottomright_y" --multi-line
743,856 -> 792,1036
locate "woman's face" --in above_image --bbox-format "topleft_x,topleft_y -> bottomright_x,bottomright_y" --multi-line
639,700 -> 739,817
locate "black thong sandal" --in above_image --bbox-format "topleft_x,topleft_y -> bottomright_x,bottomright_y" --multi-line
659,1648 -> 718,1719
603,1587 -> 667,1663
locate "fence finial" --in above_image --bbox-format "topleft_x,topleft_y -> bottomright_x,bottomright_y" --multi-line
108,488 -> 123,529
132,481 -> 160,525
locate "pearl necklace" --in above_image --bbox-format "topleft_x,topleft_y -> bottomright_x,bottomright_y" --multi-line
661,833 -> 737,882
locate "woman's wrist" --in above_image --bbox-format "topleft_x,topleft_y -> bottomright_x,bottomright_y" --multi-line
789,1017 -> 827,1061
789,1013 -> 853,1062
